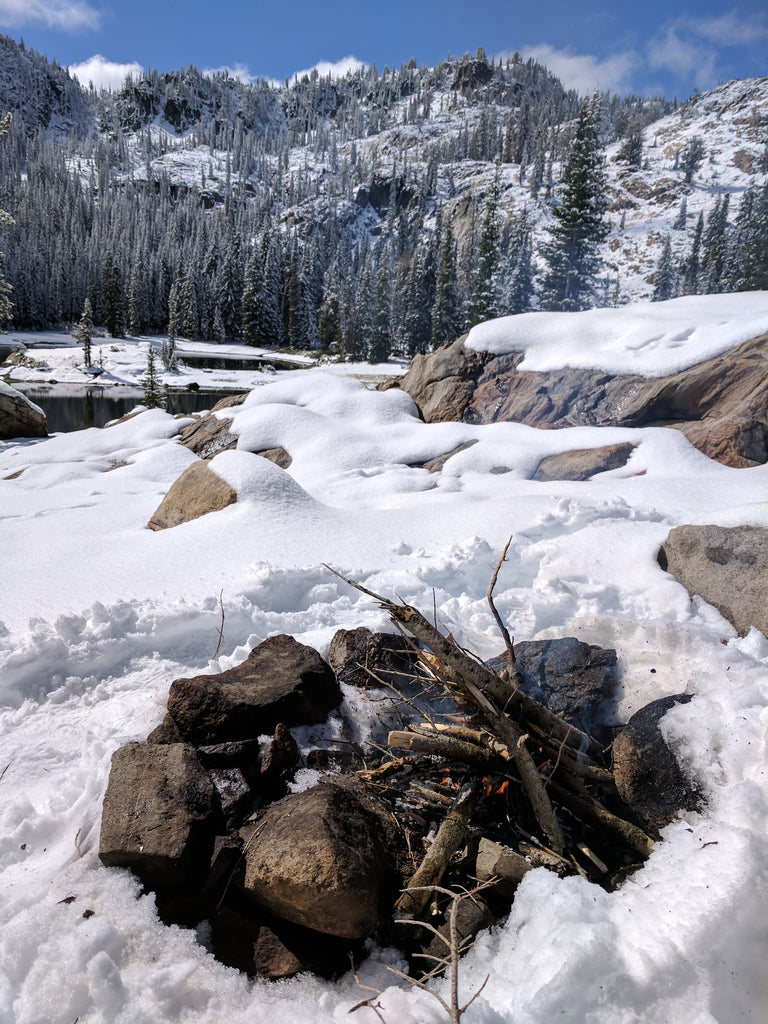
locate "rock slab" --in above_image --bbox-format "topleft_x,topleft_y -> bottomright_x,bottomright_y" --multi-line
167,633 -> 342,744
658,524 -> 768,637
98,742 -> 218,886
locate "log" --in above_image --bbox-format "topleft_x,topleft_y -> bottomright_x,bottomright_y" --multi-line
546,779 -> 654,860
387,730 -> 508,773
395,779 -> 481,918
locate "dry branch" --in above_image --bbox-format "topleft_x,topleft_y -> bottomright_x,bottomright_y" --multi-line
487,534 -> 516,673
387,729 -> 509,773
395,780 -> 482,918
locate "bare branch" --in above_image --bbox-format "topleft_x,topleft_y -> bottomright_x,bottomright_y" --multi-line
487,535 -> 516,673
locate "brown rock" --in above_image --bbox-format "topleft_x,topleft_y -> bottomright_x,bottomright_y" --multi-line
167,634 -> 342,745
255,446 -> 292,468
532,442 -> 637,481
179,413 -> 238,459
474,837 -> 532,899
98,742 -> 218,886
612,694 -> 700,834
328,627 -> 418,690
241,779 -> 402,939
147,460 -> 237,530
394,332 -> 768,467
658,524 -> 768,637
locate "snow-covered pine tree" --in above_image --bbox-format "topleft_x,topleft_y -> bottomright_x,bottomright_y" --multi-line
76,297 -> 93,366
540,94 -> 608,311
651,236 -> 677,301
0,112 -> 12,330
681,212 -> 704,295
142,346 -> 164,409
467,161 -> 501,327
430,221 -> 461,349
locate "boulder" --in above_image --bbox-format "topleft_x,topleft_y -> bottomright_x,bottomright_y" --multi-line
658,524 -> 768,637
612,694 -> 700,834
391,332 -> 768,467
487,637 -> 619,739
241,778 -> 403,939
258,722 -> 299,797
167,634 -> 342,745
179,411 -> 239,459
147,459 -> 237,530
419,439 -> 478,473
328,626 -> 418,690
98,742 -> 218,887
0,380 -> 47,439
532,442 -> 637,481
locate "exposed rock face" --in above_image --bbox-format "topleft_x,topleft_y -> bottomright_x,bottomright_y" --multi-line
241,779 -> 402,939
392,332 -> 768,467
147,459 -> 237,530
98,742 -> 218,886
487,637 -> 619,739
532,442 -> 637,481
612,694 -> 699,834
328,627 -> 418,690
658,524 -> 768,637
167,634 -> 342,744
0,380 -> 47,439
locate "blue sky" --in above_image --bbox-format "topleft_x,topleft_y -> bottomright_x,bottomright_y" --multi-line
1,0 -> 766,99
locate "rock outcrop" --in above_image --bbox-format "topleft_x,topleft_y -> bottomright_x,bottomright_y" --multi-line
391,332 -> 768,468
658,524 -> 768,637
147,459 -> 237,530
0,380 -> 48,439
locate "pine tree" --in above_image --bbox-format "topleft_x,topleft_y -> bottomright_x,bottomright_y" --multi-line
680,136 -> 705,185
617,120 -> 643,167
672,196 -> 688,231
540,94 -> 608,311
430,221 -> 461,349
76,297 -> 93,366
102,252 -> 125,338
651,235 -> 677,301
504,213 -> 534,314
369,249 -> 392,363
725,180 -> 768,290
0,113 -> 13,330
467,162 -> 501,327
142,346 -> 165,409
701,193 -> 730,293
682,212 -> 704,294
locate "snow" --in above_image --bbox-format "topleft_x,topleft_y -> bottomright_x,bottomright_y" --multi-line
1,296 -> 768,1023
466,292 -> 768,376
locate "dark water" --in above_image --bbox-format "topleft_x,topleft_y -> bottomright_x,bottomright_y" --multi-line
18,386 -> 245,433
177,353 -> 304,372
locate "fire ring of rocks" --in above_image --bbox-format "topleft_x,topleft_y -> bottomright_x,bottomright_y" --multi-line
99,593 -> 700,982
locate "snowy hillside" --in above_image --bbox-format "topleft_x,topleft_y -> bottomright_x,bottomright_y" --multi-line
1,295 -> 767,1023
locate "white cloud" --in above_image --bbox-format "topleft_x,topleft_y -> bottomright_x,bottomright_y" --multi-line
203,63 -> 258,84
513,45 -> 640,95
688,10 -> 768,47
0,0 -> 99,32
289,56 -> 366,83
69,55 -> 144,92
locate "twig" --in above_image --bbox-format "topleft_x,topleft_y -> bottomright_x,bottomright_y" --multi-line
487,535 -> 516,673
395,780 -> 482,918
0,762 -> 10,783
212,589 -> 225,660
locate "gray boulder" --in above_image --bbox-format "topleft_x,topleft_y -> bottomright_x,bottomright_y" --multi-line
241,779 -> 403,939
487,637 -> 619,739
167,634 -> 342,745
148,459 -> 237,530
612,694 -> 700,834
99,742 -> 218,886
658,524 -> 768,637
0,380 -> 47,439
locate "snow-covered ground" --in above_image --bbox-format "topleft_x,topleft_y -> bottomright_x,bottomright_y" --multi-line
1,295 -> 767,1024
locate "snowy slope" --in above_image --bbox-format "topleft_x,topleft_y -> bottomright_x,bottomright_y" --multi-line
1,296 -> 767,1023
